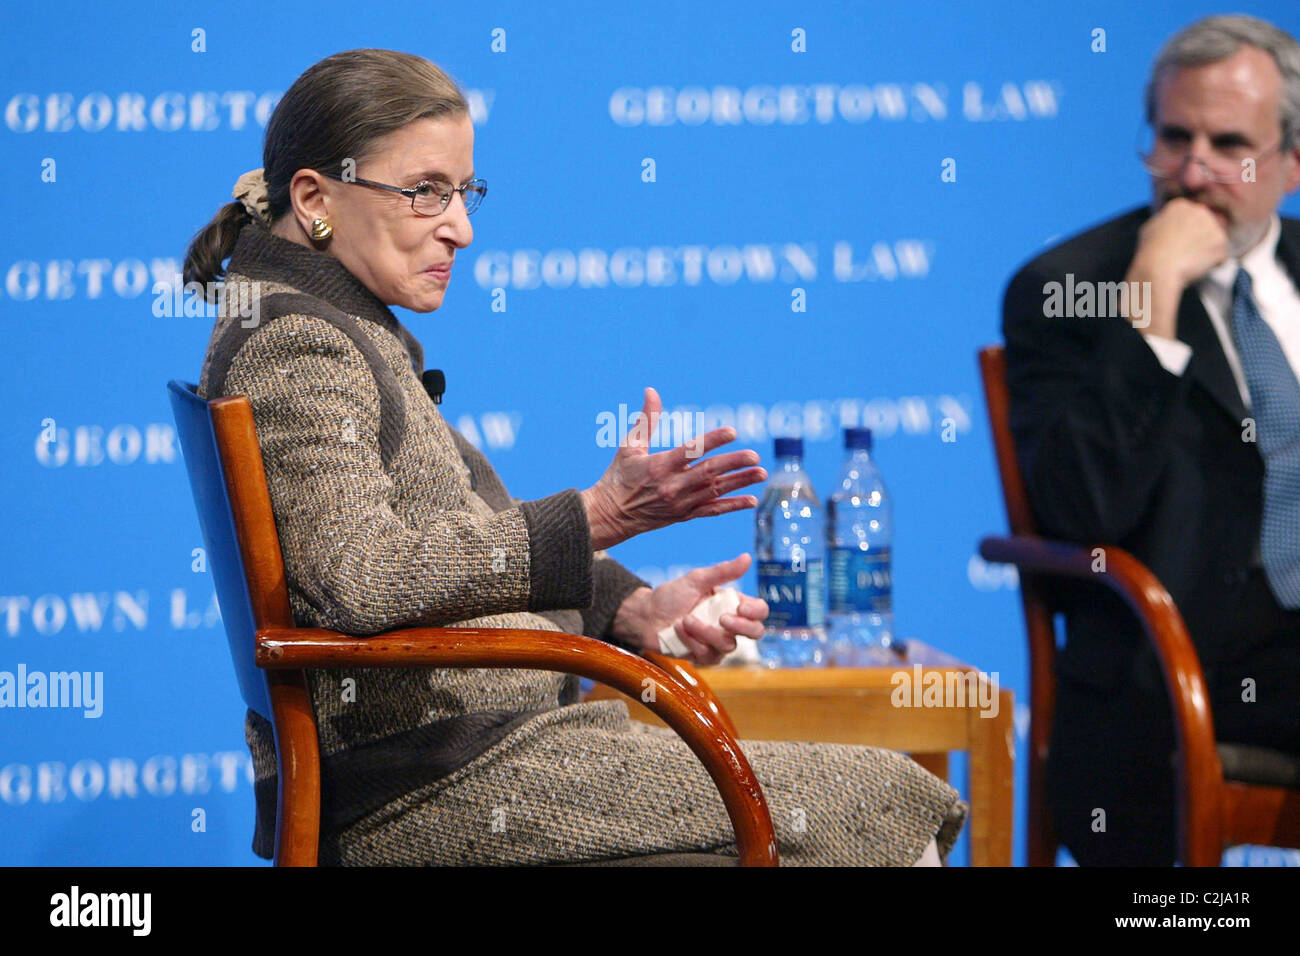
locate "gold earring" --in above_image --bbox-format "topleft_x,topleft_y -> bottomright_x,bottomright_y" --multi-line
310,217 -> 333,241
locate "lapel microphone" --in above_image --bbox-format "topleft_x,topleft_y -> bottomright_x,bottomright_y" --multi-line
421,369 -> 446,405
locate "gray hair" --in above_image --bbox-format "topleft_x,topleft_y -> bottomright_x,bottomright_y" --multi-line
1144,14 -> 1300,150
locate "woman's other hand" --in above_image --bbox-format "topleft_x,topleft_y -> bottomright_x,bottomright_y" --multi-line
611,553 -> 770,665
581,387 -> 767,550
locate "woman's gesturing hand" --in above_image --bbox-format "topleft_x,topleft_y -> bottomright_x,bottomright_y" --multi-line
581,387 -> 767,551
611,553 -> 770,665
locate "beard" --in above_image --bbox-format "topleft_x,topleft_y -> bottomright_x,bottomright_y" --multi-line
1154,186 -> 1269,258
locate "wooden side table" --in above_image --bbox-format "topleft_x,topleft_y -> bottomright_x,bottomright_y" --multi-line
586,640 -> 1014,866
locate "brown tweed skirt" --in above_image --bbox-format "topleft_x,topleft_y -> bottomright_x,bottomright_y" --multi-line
322,697 -> 968,866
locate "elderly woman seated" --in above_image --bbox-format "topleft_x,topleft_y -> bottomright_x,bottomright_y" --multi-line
186,48 -> 966,866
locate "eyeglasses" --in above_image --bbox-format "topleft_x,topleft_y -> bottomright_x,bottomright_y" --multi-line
1138,127 -> 1285,185
321,171 -> 488,216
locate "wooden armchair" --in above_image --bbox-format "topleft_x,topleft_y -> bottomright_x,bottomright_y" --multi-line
976,345 -> 1300,866
166,380 -> 777,867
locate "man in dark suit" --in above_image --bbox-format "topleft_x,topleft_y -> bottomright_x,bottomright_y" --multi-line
1002,14 -> 1300,865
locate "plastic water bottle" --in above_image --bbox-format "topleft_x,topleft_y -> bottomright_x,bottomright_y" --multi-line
755,437 -> 828,667
826,426 -> 894,662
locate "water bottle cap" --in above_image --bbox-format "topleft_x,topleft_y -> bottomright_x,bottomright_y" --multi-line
844,427 -> 873,451
773,436 -> 803,458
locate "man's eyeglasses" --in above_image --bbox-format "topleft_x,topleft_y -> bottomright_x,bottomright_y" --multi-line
1138,127 -> 1286,185
321,171 -> 488,216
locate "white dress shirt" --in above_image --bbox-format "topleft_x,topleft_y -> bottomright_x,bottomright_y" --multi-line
1141,214 -> 1300,406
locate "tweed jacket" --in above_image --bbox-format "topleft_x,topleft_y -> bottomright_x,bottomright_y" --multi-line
197,219 -> 967,866
198,220 -> 650,858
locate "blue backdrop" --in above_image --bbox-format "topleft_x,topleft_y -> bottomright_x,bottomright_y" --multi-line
3,0 -> 1298,866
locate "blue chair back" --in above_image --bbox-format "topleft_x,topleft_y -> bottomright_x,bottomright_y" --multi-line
167,380 -> 272,719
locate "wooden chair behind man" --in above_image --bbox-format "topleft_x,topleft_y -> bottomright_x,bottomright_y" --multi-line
166,379 -> 777,866
976,344 -> 1300,866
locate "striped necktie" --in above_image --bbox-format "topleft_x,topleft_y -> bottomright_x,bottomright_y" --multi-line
1231,267 -> 1300,608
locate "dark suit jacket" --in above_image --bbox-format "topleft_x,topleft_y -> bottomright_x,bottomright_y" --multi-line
1001,205 -> 1300,697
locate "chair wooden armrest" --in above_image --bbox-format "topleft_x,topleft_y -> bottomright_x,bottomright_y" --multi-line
642,650 -> 739,738
977,533 -> 1225,864
256,625 -> 777,867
